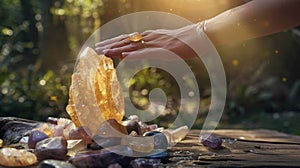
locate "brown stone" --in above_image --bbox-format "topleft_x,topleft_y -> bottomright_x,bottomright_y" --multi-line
69,126 -> 93,144
35,137 -> 68,161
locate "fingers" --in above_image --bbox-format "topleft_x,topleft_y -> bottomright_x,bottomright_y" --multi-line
121,48 -> 178,61
95,38 -> 131,55
95,31 -> 160,58
95,34 -> 128,48
102,42 -> 145,57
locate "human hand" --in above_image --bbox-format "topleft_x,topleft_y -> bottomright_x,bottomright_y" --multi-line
95,22 -> 209,60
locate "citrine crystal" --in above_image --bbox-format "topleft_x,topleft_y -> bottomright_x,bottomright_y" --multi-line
66,47 -> 124,135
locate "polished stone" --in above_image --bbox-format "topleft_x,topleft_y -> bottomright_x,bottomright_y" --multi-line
38,159 -> 76,168
124,120 -> 142,135
146,149 -> 170,163
144,131 -> 168,150
200,134 -> 222,149
0,148 -> 37,167
28,130 -> 49,149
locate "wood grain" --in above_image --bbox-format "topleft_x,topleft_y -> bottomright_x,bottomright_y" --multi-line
167,129 -> 300,167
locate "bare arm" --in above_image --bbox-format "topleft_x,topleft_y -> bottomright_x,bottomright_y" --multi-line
205,0 -> 300,45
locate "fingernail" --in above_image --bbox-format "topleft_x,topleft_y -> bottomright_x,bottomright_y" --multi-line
121,52 -> 129,57
103,49 -> 108,54
95,48 -> 100,52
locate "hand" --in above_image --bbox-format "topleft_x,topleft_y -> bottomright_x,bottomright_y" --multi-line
95,22 -> 208,60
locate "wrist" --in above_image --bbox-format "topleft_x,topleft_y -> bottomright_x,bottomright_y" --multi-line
196,20 -> 217,46
196,21 -> 207,35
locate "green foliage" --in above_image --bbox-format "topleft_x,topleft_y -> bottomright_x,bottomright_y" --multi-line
0,67 -> 71,120
129,67 -> 180,108
0,0 -> 72,120
55,0 -> 104,53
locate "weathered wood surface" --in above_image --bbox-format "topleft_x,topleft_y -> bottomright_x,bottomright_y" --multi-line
167,129 -> 300,167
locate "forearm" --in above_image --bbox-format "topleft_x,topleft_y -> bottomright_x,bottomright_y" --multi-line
205,0 -> 300,45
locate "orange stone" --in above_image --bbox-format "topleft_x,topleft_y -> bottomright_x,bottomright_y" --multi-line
128,32 -> 142,42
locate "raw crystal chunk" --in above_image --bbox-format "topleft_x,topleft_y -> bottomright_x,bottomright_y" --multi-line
200,134 -> 222,149
161,125 -> 189,145
0,148 -> 37,167
123,136 -> 154,153
35,123 -> 55,137
66,47 -> 124,135
98,119 -> 128,137
69,126 -> 93,144
35,137 -> 68,161
170,125 -> 189,143
67,139 -> 87,157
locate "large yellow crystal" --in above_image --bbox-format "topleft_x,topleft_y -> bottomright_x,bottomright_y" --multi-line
66,47 -> 124,135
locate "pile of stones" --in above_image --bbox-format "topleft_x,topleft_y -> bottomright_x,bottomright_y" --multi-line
0,116 -> 189,168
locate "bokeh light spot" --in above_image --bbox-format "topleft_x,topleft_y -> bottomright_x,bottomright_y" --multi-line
39,79 -> 47,86
232,59 -> 239,66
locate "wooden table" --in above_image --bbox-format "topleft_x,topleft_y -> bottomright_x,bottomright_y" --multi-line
167,129 -> 300,167
1,118 -> 300,167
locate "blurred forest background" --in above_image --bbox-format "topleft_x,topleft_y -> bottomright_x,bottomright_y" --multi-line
1,0 -> 300,135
